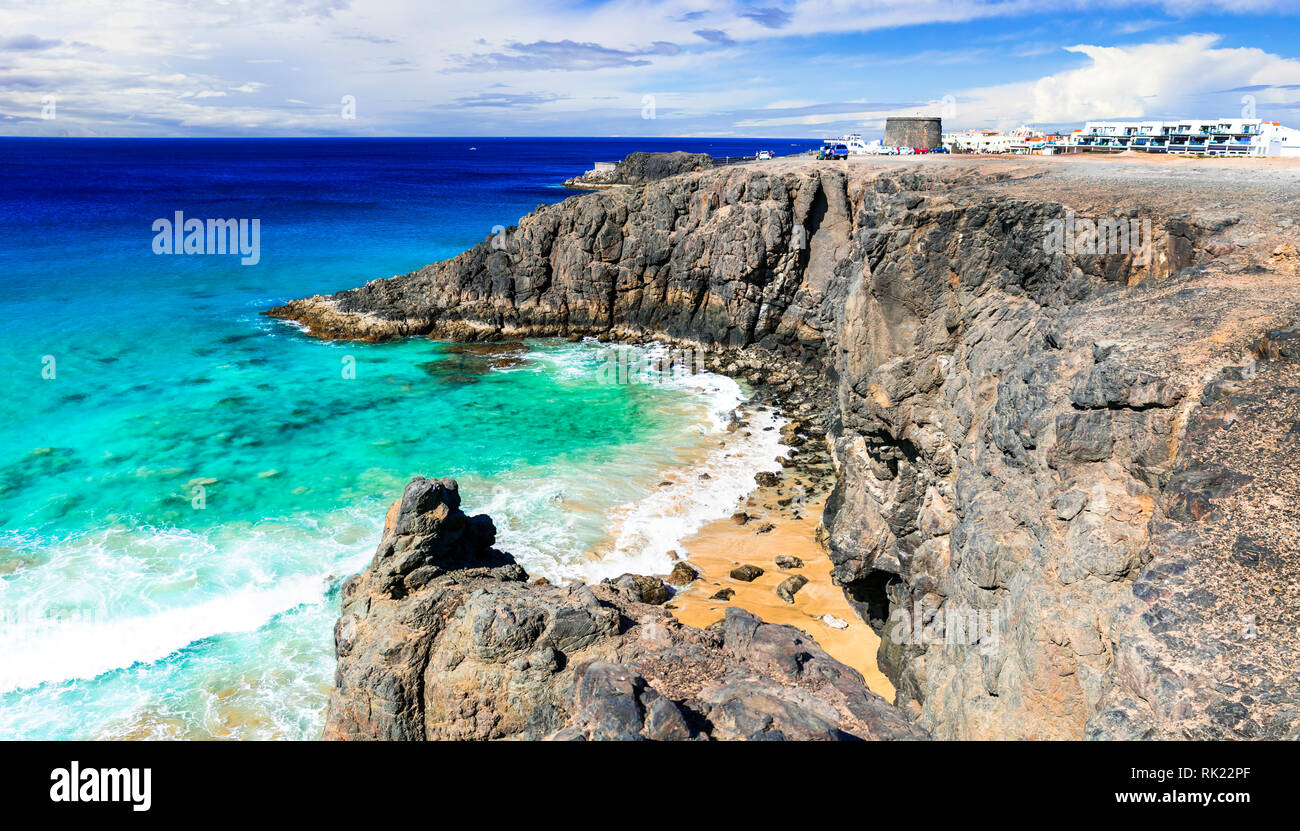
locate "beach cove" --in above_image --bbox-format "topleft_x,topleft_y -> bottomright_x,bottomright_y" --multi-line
0,137 -> 825,739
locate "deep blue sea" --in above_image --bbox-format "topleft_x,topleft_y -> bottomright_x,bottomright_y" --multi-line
0,137 -> 813,739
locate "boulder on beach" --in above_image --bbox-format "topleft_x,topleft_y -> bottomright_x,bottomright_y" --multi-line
610,573 -> 670,605
729,564 -> 764,582
666,562 -> 699,586
777,575 -> 808,604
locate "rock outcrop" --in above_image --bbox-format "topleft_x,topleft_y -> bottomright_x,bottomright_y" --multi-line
325,476 -> 925,741
279,157 -> 1300,740
564,151 -> 714,189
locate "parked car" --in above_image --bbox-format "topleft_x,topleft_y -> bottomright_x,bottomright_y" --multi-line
817,143 -> 849,160
755,150 -> 773,160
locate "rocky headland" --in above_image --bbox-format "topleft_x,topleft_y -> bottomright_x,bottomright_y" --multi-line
324,475 -> 923,740
273,154 -> 1300,740
563,150 -> 714,190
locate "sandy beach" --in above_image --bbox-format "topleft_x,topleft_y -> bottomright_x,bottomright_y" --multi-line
668,479 -> 896,702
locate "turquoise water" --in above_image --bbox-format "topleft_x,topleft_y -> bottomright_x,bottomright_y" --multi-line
0,138 -> 793,739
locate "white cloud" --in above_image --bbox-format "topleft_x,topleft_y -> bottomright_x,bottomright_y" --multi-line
942,34 -> 1300,130
0,1 -> 1297,135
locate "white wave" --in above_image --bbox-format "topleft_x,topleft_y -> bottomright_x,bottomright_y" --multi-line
0,338 -> 778,700
0,505 -> 381,695
582,403 -> 788,582
471,340 -> 788,583
0,574 -> 332,694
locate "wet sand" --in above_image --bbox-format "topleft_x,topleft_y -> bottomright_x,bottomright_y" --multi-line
668,489 -> 896,702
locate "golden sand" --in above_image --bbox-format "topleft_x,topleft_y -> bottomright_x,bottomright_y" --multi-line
668,495 -> 896,702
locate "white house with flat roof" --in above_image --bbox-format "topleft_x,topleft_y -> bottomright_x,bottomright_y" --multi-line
943,128 -> 1012,153
1064,118 -> 1300,157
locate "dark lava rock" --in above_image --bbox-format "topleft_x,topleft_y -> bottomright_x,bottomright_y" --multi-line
611,574 -> 670,605
729,564 -> 764,582
666,562 -> 699,586
754,471 -> 780,488
710,588 -> 736,601
775,555 -> 804,569
777,575 -> 809,604
612,151 -> 713,185
323,478 -> 924,741
564,152 -> 713,189
731,512 -> 750,525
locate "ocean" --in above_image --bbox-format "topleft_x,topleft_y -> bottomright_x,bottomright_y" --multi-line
0,137 -> 817,739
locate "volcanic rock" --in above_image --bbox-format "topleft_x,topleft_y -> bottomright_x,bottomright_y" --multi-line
323,478 -> 923,741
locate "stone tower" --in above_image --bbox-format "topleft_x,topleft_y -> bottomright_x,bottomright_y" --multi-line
884,117 -> 943,149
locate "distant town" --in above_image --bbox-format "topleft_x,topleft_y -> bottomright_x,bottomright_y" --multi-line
822,116 -> 1300,158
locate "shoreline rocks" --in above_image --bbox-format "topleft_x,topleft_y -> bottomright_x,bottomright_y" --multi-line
666,562 -> 699,586
564,151 -> 713,190
777,574 -> 808,604
729,564 -> 764,582
282,157 -> 1300,740
324,477 -> 925,741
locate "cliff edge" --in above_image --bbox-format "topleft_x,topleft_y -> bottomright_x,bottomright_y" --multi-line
276,156 -> 1300,740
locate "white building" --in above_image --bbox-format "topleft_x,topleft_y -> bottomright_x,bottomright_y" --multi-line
1065,118 -> 1300,157
943,128 -> 1011,153
943,126 -> 1058,154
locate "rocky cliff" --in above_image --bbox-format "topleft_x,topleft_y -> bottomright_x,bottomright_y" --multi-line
275,157 -> 1300,740
325,476 -> 924,740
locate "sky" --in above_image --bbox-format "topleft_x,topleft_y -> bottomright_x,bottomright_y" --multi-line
2,0 -> 1300,138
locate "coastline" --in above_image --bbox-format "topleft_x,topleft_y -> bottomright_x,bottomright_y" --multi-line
668,487 -> 896,702
560,363 -> 892,698
272,156 -> 1300,739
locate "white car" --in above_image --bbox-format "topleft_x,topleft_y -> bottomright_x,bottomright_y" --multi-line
756,150 -> 773,160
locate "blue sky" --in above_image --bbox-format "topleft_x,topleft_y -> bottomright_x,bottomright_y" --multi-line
3,1 -> 1300,137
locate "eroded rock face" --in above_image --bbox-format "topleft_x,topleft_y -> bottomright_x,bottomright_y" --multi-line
1088,328 -> 1300,740
284,159 -> 1300,740
325,477 -> 925,741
